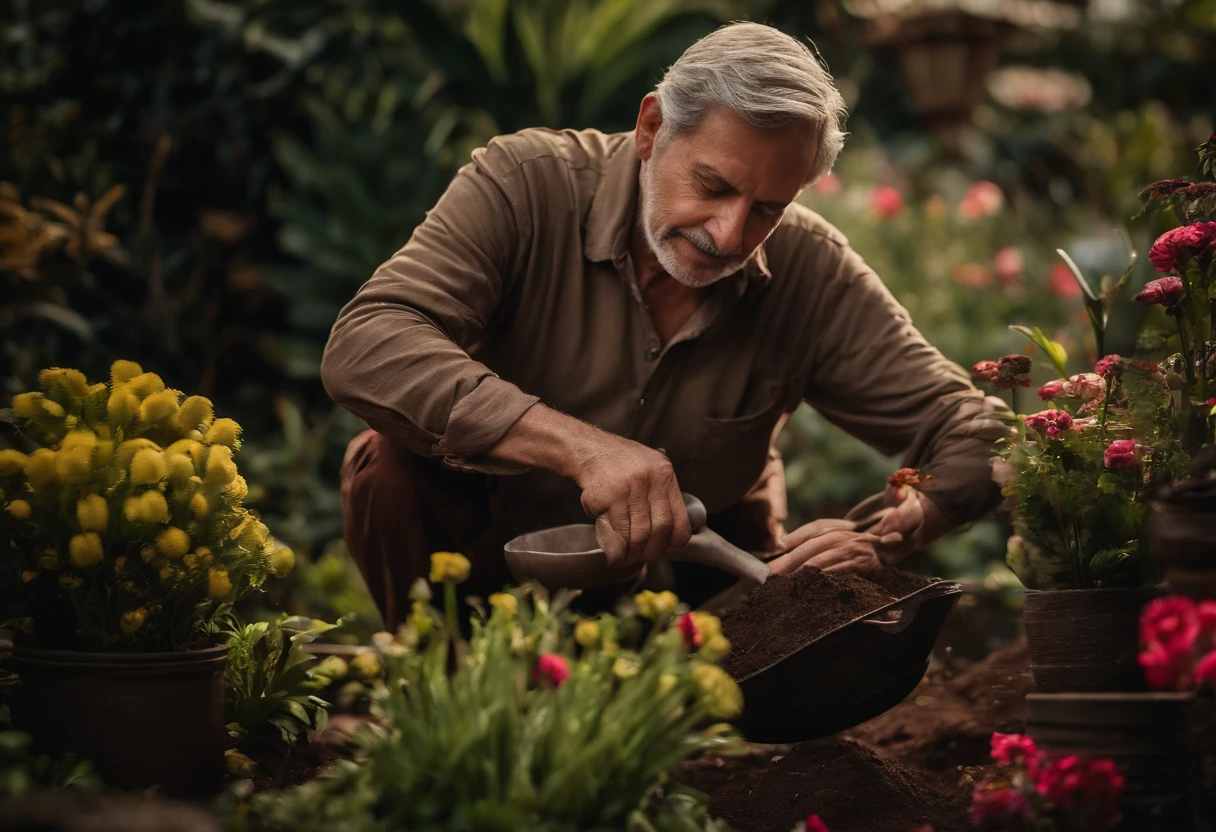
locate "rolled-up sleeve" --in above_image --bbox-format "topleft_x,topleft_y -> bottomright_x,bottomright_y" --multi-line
321,139 -> 540,467
802,238 -> 1013,524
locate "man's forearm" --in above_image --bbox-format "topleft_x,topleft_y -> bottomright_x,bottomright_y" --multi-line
486,404 -> 601,479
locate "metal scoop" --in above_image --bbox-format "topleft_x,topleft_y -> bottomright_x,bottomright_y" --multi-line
503,493 -> 770,591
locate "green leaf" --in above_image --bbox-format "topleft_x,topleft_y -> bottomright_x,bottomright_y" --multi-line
1056,249 -> 1098,302
1009,325 -> 1069,377
1097,472 -> 1122,494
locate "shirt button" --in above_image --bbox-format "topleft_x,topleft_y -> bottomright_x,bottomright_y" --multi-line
645,346 -> 660,361
638,398 -> 646,407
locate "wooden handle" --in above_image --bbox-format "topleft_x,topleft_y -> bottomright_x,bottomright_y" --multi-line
666,526 -> 769,585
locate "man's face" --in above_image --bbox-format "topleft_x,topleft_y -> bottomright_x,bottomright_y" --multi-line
637,101 -> 817,288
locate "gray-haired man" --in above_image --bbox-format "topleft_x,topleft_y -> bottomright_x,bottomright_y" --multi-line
322,22 -> 1008,626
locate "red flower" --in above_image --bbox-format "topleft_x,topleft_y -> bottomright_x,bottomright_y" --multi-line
870,186 -> 905,219
1196,649 -> 1216,685
804,815 -> 831,832
1037,380 -> 1066,401
994,246 -> 1024,285
1103,439 -> 1137,472
1025,409 -> 1073,439
677,613 -> 702,650
1141,178 -> 1193,200
973,355 -> 1031,390
1134,276 -> 1185,306
1148,222 -> 1216,273
970,782 -> 1033,826
990,732 -> 1041,775
1094,354 -> 1122,379
1141,596 -> 1200,654
887,467 -> 924,490
1139,641 -> 1191,690
533,653 -> 570,688
959,181 -> 1004,219
972,360 -> 1000,384
1049,264 -> 1083,298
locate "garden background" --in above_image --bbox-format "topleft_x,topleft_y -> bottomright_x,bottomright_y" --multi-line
3,0 -> 1214,641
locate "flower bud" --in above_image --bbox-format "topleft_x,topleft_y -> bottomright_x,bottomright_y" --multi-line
574,620 -> 601,648
691,664 -> 743,719
156,527 -> 190,559
428,551 -> 471,584
110,360 -> 143,385
488,593 -> 518,617
121,607 -> 148,635
107,387 -> 141,425
204,445 -> 237,488
69,532 -> 104,568
0,449 -> 28,476
23,449 -> 59,490
5,499 -> 31,519
139,389 -> 180,424
204,417 -> 242,449
269,546 -> 294,577
190,493 -> 209,519
130,448 -> 169,484
174,395 -> 214,436
208,568 -> 233,599
168,453 -> 196,483
76,494 -> 109,532
350,651 -> 383,681
127,372 -> 165,400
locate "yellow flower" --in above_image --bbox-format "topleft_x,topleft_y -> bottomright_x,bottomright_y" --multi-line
168,453 -> 195,483
76,494 -> 109,532
110,360 -> 143,385
190,493 -> 209,519
574,620 -> 601,648
69,532 -> 104,568
159,565 -> 176,581
156,527 -> 190,559
612,656 -> 641,679
138,389 -> 179,423
20,570 -> 36,583
658,673 -> 678,694
23,449 -> 58,490
225,474 -> 248,502
107,387 -> 140,424
269,546 -> 294,577
94,439 -> 113,467
429,551 -> 470,584
312,656 -> 349,680
38,551 -> 58,569
208,568 -> 233,599
350,651 -> 383,681
194,546 -> 213,567
410,600 -> 434,635
166,438 -> 205,465
130,448 -> 168,484
39,368 -> 90,400
204,445 -> 236,487
127,372 -> 165,399
204,417 -> 242,449
173,395 -> 214,435
225,749 -> 257,778
55,446 -> 93,485
124,490 -> 169,524
116,438 -> 159,470
6,499 -> 31,519
488,593 -> 518,617
701,634 -> 732,661
121,607 -> 148,635
0,449 -> 28,477
40,398 -> 64,418
634,590 -> 679,620
12,392 -> 43,419
690,611 -> 722,639
691,664 -> 743,719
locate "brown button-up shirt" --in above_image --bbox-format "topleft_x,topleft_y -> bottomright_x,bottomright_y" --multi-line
322,128 -> 1008,549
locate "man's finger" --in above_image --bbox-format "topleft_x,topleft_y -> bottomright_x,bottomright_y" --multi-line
624,493 -> 651,566
596,513 -> 628,565
768,531 -> 883,575
780,519 -> 856,551
641,495 -> 674,563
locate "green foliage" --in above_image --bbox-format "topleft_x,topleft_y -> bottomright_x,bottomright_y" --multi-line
0,731 -> 98,798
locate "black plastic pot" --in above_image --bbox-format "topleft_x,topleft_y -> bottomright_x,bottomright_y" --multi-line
1022,588 -> 1160,693
1146,477 -> 1216,600
6,641 -> 229,797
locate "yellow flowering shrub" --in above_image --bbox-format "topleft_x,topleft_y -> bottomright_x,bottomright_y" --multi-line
0,361 -> 296,651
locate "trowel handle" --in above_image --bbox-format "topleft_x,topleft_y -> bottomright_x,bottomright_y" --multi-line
681,492 -> 708,532
668,495 -> 770,585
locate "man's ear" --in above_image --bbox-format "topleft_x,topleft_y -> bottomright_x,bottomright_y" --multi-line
634,94 -> 663,161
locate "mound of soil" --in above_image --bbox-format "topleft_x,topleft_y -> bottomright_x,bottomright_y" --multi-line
677,736 -> 970,832
720,567 -> 932,680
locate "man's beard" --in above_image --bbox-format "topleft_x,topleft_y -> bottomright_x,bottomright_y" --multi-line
639,162 -> 742,288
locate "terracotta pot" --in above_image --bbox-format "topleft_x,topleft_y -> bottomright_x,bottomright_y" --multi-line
1026,692 -> 1213,831
1146,477 -> 1216,600
1022,588 -> 1160,693
6,641 -> 228,797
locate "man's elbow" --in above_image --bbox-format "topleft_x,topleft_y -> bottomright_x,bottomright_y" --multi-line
320,330 -> 355,410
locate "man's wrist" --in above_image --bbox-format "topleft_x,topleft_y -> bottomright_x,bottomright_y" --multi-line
485,404 -> 598,479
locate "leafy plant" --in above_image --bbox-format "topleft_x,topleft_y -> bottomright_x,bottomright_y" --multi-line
231,554 -> 740,831
0,731 -> 98,798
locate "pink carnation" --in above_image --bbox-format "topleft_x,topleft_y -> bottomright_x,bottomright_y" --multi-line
990,732 -> 1041,774
533,653 -> 570,688
870,185 -> 905,219
1133,276 -> 1185,306
1035,755 -> 1122,818
1094,354 -> 1122,379
973,355 -> 1031,389
1141,596 -> 1200,654
970,782 -> 1033,826
1148,222 -> 1216,273
1037,380 -> 1066,400
959,181 -> 1005,219
1025,409 -> 1073,439
1103,439 -> 1137,472
678,613 -> 702,650
1063,373 -> 1106,401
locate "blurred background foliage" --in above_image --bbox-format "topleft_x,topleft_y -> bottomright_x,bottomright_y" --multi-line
2,0 -> 1214,638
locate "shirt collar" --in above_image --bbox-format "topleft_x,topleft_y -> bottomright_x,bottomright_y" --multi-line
584,131 -> 772,291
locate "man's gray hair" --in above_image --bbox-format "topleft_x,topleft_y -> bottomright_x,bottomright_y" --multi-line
654,21 -> 848,184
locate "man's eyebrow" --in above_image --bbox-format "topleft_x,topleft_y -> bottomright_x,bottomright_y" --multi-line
692,163 -> 789,211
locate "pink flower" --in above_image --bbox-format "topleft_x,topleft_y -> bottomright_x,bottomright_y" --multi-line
1071,416 -> 1098,431
1131,359 -> 1162,374
1094,355 -> 1122,379
1026,409 -> 1073,439
1133,276 -> 1185,306
1148,222 -> 1216,273
812,173 -> 841,195
1208,397 -> 1216,408
994,246 -> 1024,284
870,186 -> 905,219
1103,439 -> 1137,472
1196,650 -> 1216,685
970,782 -> 1033,826
533,653 -> 570,688
1198,600 -> 1216,633
804,815 -> 831,832
990,733 -> 1041,774
1037,380 -> 1066,401
973,355 -> 1032,390
1141,178 -> 1194,200
1063,373 -> 1106,401
972,360 -> 1000,384
959,181 -> 1005,219
678,613 -> 702,650
1139,641 -> 1191,690
1035,756 -> 1086,808
1049,263 -> 1082,298
953,262 -> 994,288
1141,596 -> 1200,654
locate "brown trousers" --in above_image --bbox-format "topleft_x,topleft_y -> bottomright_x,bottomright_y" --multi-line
339,429 -> 787,629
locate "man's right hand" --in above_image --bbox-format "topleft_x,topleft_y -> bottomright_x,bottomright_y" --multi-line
485,404 -> 691,567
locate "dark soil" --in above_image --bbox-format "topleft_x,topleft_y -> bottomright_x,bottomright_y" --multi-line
868,568 -> 935,600
720,567 -> 914,680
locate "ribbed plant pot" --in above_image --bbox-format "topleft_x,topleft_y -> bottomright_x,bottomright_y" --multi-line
1022,588 -> 1160,693
1146,478 -> 1216,600
7,641 -> 229,797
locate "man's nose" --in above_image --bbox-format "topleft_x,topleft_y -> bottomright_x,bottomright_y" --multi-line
704,200 -> 748,256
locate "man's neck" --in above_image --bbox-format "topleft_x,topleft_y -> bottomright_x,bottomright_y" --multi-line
629,221 -> 708,344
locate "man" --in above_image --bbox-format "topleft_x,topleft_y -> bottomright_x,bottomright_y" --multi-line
322,22 -> 1009,627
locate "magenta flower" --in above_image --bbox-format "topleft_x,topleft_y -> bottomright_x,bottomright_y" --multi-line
1103,439 -> 1137,472
1141,596 -> 1200,656
1148,222 -> 1216,273
533,653 -> 570,688
677,613 -> 702,650
1037,379 -> 1066,401
970,782 -> 1033,826
804,815 -> 831,832
1196,650 -> 1216,686
972,355 -> 1031,390
959,181 -> 1004,219
1134,276 -> 1185,306
1094,354 -> 1122,379
990,732 -> 1041,775
1025,409 -> 1072,438
869,185 -> 904,219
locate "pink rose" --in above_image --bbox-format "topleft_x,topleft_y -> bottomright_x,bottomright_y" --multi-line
678,613 -> 702,650
1141,596 -> 1200,654
1049,263 -> 1082,298
1094,354 -> 1122,379
533,653 -> 570,688
870,185 -> 905,219
1103,439 -> 1137,472
959,181 -> 1004,219
1133,276 -> 1185,306
1196,649 -> 1216,686
1148,222 -> 1216,273
990,732 -> 1041,774
1037,380 -> 1066,401
994,246 -> 1024,284
970,782 -> 1033,826
1025,409 -> 1073,439
804,815 -> 831,832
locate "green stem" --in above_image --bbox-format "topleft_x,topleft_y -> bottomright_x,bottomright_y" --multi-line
1175,313 -> 1196,387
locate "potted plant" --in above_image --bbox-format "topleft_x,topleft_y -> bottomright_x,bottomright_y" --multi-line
0,361 -> 294,796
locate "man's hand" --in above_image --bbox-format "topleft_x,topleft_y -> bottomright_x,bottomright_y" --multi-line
868,485 -> 951,564
486,404 -> 691,567
768,519 -> 902,576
